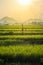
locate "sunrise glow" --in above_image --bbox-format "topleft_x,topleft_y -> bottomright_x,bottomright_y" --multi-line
16,0 -> 32,6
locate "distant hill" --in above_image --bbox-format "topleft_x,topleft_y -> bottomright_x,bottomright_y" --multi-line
0,17 -> 43,25
23,19 -> 43,25
0,16 -> 18,25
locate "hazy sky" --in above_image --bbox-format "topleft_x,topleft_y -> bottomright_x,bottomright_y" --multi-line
0,0 -> 43,22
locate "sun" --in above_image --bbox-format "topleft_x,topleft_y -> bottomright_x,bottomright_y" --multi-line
17,0 -> 32,6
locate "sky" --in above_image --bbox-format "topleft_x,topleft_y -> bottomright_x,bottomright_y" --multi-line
0,0 -> 43,22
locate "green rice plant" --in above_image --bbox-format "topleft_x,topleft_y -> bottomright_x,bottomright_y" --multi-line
0,44 -> 43,56
0,44 -> 43,64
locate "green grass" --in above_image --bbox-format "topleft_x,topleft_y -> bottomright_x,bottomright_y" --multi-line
0,25 -> 43,65
0,44 -> 43,65
0,44 -> 43,56
0,25 -> 43,35
0,25 -> 43,29
0,35 -> 43,39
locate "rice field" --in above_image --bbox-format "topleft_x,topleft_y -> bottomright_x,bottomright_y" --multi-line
0,25 -> 43,65
0,44 -> 43,65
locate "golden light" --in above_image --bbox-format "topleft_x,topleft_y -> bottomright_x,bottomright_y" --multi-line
17,0 -> 32,6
